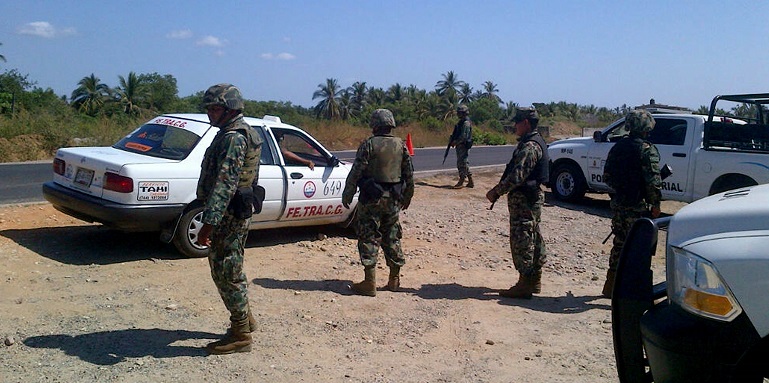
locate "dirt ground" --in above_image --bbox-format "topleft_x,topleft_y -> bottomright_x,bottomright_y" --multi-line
0,170 -> 681,383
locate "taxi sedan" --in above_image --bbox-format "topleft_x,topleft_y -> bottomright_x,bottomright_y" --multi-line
43,114 -> 358,257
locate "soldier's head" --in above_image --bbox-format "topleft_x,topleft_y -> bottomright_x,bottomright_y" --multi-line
457,104 -> 469,117
512,107 -> 539,136
202,83 -> 245,127
626,109 -> 655,136
369,108 -> 396,134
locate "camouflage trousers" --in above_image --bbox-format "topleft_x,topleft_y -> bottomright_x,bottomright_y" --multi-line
507,188 -> 547,277
608,206 -> 645,272
208,213 -> 251,322
356,195 -> 405,269
455,144 -> 472,178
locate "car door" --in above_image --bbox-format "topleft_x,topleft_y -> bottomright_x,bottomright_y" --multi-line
273,128 -> 348,223
644,116 -> 692,200
249,125 -> 285,222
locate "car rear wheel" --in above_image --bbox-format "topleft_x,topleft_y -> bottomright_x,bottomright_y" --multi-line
172,205 -> 210,258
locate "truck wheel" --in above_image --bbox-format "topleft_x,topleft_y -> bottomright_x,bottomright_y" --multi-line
172,205 -> 210,258
551,163 -> 587,202
709,174 -> 758,195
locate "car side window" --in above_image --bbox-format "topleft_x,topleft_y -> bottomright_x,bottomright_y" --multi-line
273,128 -> 325,167
607,121 -> 628,142
254,127 -> 275,165
647,119 -> 687,146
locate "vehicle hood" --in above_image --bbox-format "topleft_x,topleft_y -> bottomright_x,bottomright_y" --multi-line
667,184 -> 769,248
547,136 -> 593,151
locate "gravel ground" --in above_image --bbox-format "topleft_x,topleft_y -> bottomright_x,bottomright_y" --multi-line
0,169 -> 681,383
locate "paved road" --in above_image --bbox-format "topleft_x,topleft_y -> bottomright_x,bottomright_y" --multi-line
0,146 -> 513,205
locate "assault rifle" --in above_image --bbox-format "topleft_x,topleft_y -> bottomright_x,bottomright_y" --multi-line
602,163 -> 673,244
442,130 -> 460,165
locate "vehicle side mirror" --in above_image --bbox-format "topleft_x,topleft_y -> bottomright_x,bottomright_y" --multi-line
593,130 -> 602,143
328,155 -> 340,167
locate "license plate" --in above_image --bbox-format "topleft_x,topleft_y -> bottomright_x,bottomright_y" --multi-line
74,168 -> 95,187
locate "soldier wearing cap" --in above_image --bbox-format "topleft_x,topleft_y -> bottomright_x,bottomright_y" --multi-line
342,109 -> 414,296
486,107 -> 549,299
601,109 -> 661,298
450,104 -> 474,188
196,83 -> 262,354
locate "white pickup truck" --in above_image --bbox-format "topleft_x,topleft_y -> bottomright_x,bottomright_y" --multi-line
547,93 -> 769,203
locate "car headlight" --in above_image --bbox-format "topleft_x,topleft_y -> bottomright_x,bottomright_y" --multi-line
669,246 -> 742,321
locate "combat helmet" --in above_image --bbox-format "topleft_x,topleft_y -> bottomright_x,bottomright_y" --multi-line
457,104 -> 469,114
626,109 -> 655,134
369,109 -> 396,129
202,83 -> 245,111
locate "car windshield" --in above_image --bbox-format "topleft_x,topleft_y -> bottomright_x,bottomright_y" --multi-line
113,123 -> 201,160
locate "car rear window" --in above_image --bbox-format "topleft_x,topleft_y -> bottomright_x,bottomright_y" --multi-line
114,123 -> 201,160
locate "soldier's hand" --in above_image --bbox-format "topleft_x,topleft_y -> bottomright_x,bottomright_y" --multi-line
486,189 -> 499,203
401,200 -> 411,211
651,205 -> 661,218
196,223 -> 213,247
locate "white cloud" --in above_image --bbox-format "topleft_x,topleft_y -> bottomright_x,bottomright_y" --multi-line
17,21 -> 76,38
196,35 -> 226,47
166,29 -> 192,39
261,52 -> 296,60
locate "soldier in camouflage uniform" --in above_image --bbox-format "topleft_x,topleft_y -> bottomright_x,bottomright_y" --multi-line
195,84 -> 262,354
486,107 -> 549,299
342,109 -> 414,297
451,104 -> 474,188
601,109 -> 661,298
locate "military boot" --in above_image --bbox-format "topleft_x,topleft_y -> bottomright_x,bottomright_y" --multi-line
499,273 -> 540,299
466,175 -> 474,188
351,267 -> 376,296
224,310 -> 256,337
602,269 -> 616,298
452,176 -> 465,189
206,315 -> 253,355
385,266 -> 400,292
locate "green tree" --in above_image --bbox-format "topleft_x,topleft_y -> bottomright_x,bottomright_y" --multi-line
116,71 -> 146,115
458,83 -> 474,105
0,42 -> 6,63
71,74 -> 111,116
312,78 -> 343,120
348,81 -> 368,118
138,72 -> 178,112
481,81 -> 502,104
435,70 -> 465,97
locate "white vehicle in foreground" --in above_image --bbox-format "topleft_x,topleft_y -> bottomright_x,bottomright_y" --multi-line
43,114 -> 358,258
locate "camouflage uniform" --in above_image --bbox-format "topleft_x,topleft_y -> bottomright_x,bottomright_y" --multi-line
603,110 -> 662,274
342,109 -> 414,296
488,107 -> 549,298
451,106 -> 473,182
197,84 -> 262,324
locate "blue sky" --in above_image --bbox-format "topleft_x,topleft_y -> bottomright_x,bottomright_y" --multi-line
2,0 -> 768,110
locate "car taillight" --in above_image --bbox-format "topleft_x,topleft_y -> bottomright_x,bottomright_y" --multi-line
104,172 -> 134,193
53,158 -> 65,175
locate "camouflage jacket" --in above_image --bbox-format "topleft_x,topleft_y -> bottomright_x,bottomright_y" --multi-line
196,115 -> 262,225
450,117 -> 473,146
342,134 -> 414,205
492,132 -> 544,196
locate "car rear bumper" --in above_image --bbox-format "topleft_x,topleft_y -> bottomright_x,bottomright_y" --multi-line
639,301 -> 759,383
42,181 -> 186,231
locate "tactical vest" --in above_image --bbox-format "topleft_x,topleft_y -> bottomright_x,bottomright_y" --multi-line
224,118 -> 261,188
519,131 -> 549,184
604,136 -> 644,205
365,135 -> 403,183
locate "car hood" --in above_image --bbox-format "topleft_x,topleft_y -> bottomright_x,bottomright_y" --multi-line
547,136 -> 593,150
668,184 -> 769,248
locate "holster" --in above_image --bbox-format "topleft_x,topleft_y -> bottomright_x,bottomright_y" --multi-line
228,186 -> 255,219
358,177 -> 385,204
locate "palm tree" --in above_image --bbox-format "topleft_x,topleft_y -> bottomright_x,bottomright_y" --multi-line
0,42 -> 6,63
312,78 -> 343,120
481,81 -> 502,104
458,83 -> 474,105
116,71 -> 146,115
71,73 -> 110,116
435,71 -> 466,97
348,81 -> 368,118
386,83 -> 404,103
366,87 -> 386,106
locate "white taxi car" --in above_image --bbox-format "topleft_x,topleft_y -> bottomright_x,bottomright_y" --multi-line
43,114 -> 358,257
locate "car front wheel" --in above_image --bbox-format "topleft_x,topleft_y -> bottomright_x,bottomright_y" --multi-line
551,163 -> 587,202
172,205 -> 211,258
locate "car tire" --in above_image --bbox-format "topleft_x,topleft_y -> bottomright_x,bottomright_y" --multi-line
551,163 -> 587,202
172,205 -> 210,258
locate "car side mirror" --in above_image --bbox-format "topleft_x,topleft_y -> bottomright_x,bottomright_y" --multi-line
328,155 -> 340,167
593,130 -> 602,142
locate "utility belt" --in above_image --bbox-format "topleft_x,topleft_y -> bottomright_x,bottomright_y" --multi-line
228,182 -> 266,219
513,180 -> 542,201
358,177 -> 403,204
